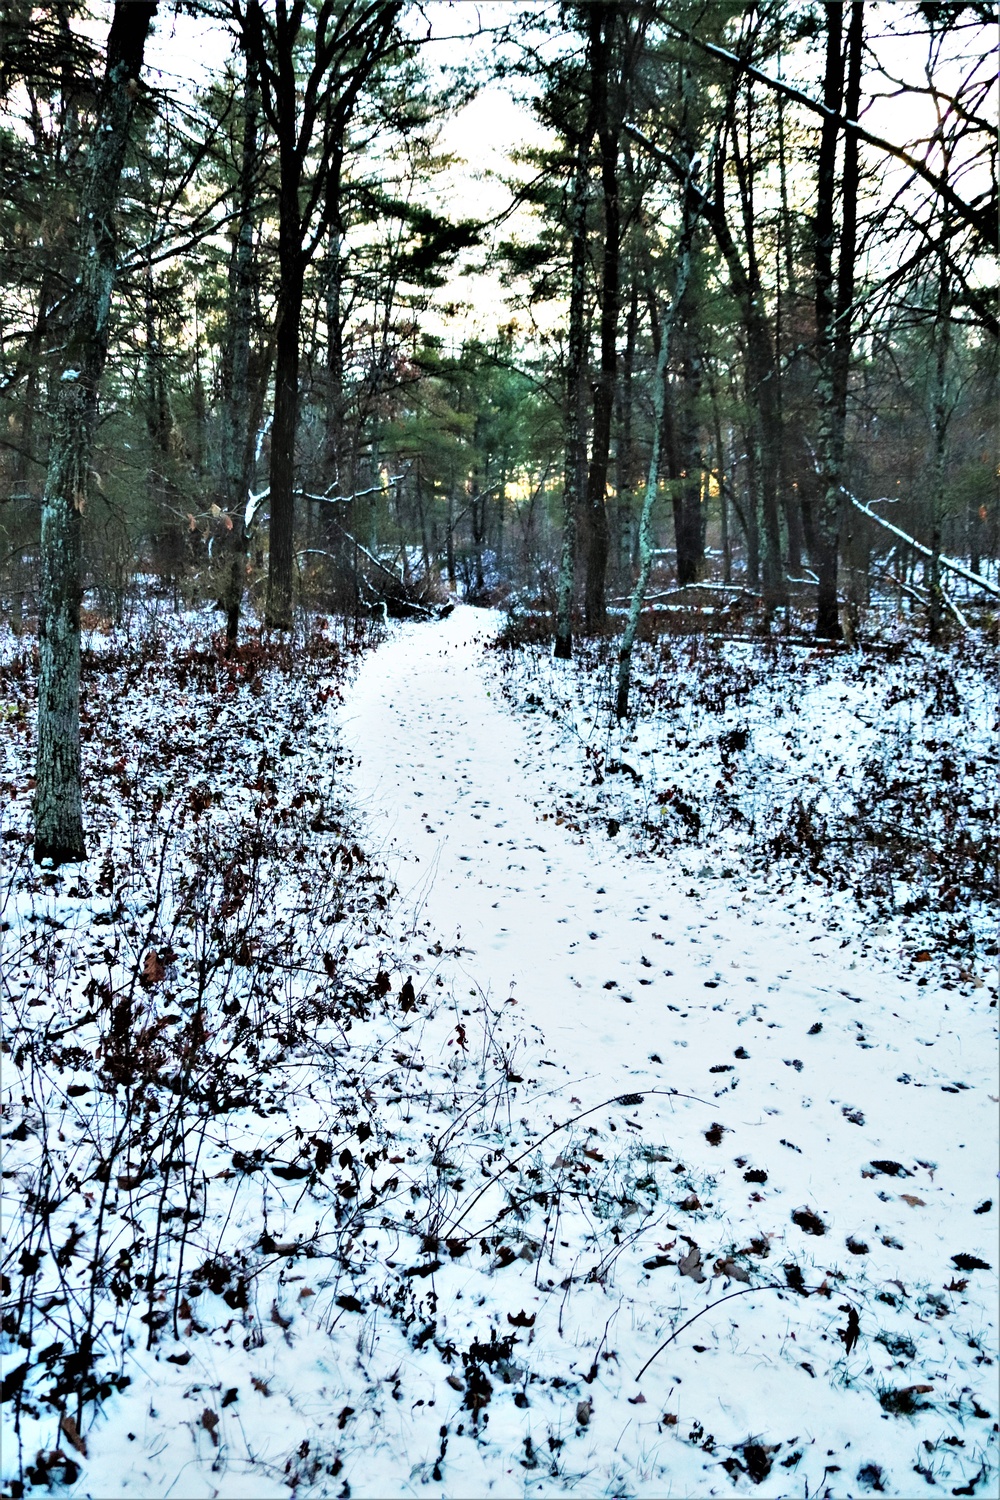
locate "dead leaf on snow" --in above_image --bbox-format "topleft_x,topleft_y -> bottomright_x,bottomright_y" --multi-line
59,1414 -> 87,1458
900,1194 -> 926,1207
142,950 -> 165,985
678,1245 -> 706,1282
714,1257 -> 751,1283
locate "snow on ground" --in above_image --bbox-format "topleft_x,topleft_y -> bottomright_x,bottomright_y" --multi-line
337,605 -> 998,1495
1,604 -> 997,1499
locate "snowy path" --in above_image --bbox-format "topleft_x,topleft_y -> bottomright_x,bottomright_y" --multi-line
336,605 -> 997,1494
342,608 -> 993,1203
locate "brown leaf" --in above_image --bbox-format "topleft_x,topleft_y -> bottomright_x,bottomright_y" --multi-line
116,1173 -> 144,1191
200,1408 -> 219,1446
60,1413 -> 87,1457
715,1257 -> 751,1283
628,1392 -> 646,1405
678,1193 -> 701,1212
446,1374 -> 465,1391
507,1309 -> 535,1327
251,1376 -> 270,1396
142,950 -> 166,985
270,1300 -> 291,1330
576,1399 -> 592,1427
913,950 -> 932,962
678,1245 -> 706,1282
900,1194 -> 926,1207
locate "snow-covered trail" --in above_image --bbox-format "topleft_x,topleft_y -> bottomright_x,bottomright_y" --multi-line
335,605 -> 997,1495
340,605 -> 995,1235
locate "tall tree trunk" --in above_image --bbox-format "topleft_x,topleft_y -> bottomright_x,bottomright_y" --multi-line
712,130 -> 784,606
616,182 -> 694,719
324,139 -> 345,490
812,2 -> 863,639
672,310 -> 705,586
554,86 -> 597,658
446,488 -> 455,588
267,168 -> 304,629
583,2 -> 621,631
222,55 -> 260,649
615,279 -> 639,583
34,1 -> 156,866
928,217 -> 953,643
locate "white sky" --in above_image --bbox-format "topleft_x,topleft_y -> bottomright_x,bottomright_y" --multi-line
122,2 -> 999,344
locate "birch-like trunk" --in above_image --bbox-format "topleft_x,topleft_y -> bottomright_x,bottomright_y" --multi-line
34,2 -> 156,866
615,216 -> 692,719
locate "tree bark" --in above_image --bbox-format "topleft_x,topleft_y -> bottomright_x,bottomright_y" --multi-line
583,2 -> 621,631
554,76 -> 597,658
266,100 -> 305,630
221,55 -> 260,648
34,1 -> 156,866
324,135 -> 345,508
616,178 -> 694,719
242,0 -> 402,629
812,2 -> 863,639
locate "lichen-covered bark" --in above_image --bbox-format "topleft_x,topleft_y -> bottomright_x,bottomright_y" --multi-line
616,199 -> 693,720
34,2 -> 156,865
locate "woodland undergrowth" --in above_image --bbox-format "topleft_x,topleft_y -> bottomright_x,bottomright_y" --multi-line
0,606 -> 996,1496
0,609 -> 732,1493
491,611 -> 999,976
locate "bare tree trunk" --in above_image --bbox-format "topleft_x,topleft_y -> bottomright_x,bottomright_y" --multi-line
672,316 -> 705,586
221,55 -> 260,649
554,86 -> 596,658
34,2 -> 156,866
583,3 -> 621,631
616,178 -> 694,719
267,198 -> 304,629
615,279 -> 639,585
446,488 -> 455,589
928,225 -> 953,643
324,140 -> 345,491
813,1 -> 863,639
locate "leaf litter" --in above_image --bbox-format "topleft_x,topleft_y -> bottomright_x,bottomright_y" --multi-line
0,603 -> 995,1497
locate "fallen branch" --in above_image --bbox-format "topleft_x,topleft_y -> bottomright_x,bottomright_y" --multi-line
301,477 -> 404,507
331,521 -> 404,585
637,1283 -> 810,1380
246,475 -> 404,532
941,583 -> 970,630
611,583 -> 759,604
850,493 -> 1000,599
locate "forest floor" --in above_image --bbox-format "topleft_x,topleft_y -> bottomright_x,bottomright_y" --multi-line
1,603 -> 997,1499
